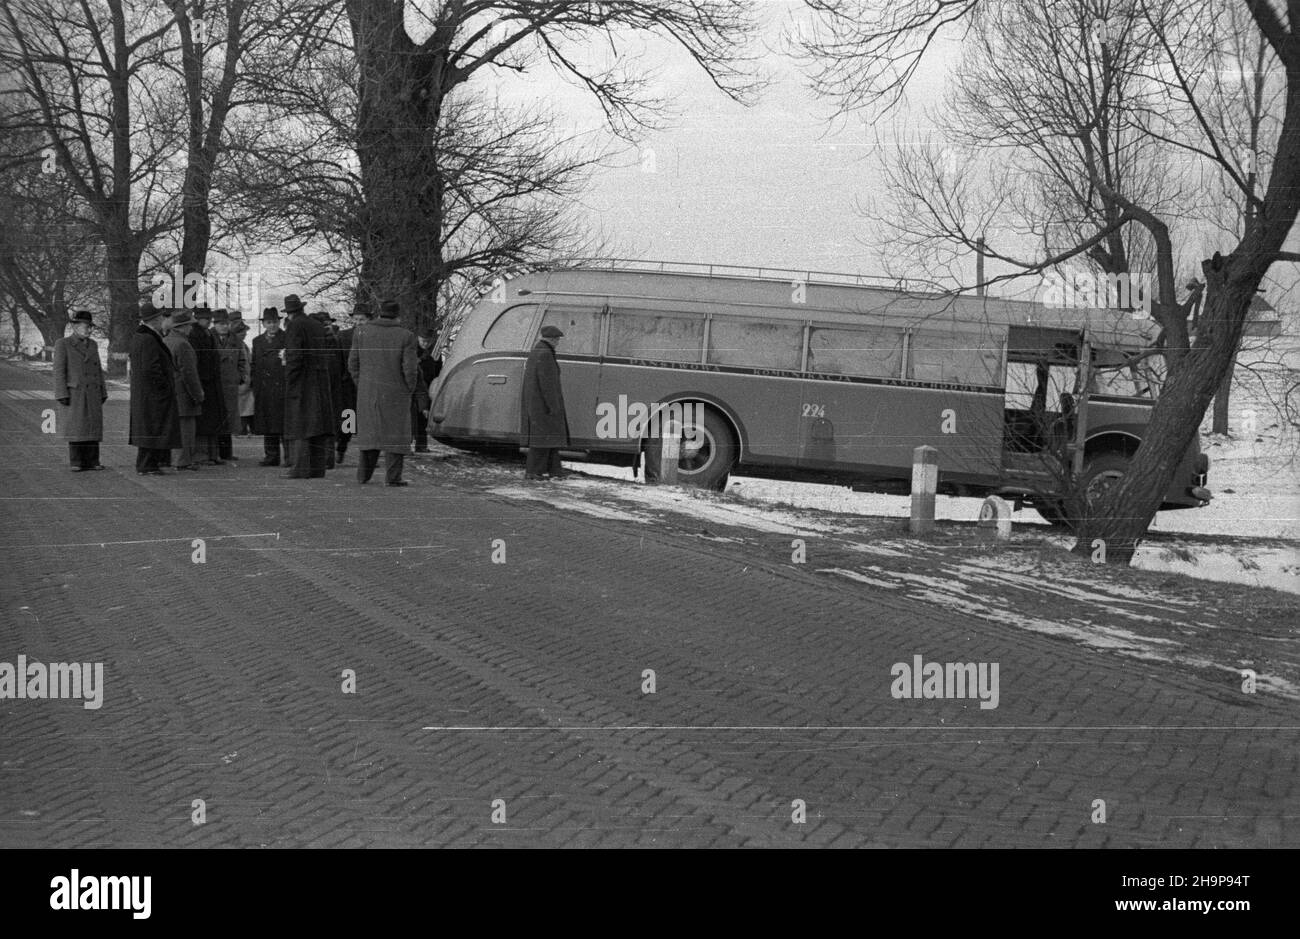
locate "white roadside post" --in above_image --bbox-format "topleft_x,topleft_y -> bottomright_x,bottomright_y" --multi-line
658,416 -> 681,485
910,445 -> 939,534
978,495 -> 1013,541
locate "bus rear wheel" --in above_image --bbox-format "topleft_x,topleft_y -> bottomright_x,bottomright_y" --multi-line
643,405 -> 736,492
1035,452 -> 1132,530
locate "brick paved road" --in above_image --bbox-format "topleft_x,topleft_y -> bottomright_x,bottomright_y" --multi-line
0,360 -> 1296,847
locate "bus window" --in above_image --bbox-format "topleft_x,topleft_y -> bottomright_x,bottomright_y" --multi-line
607,311 -> 705,363
482,303 -> 539,351
806,325 -> 904,377
909,329 -> 1002,385
541,306 -> 603,355
708,316 -> 802,370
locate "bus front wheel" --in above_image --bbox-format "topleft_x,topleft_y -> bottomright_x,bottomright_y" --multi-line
643,405 -> 736,492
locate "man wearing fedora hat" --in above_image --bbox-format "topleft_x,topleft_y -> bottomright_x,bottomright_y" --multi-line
335,308 -> 371,465
347,299 -> 418,486
163,309 -> 205,470
311,310 -> 343,469
231,314 -> 256,434
128,301 -> 181,474
213,309 -> 249,461
51,310 -> 107,471
521,324 -> 570,480
189,306 -> 227,464
281,295 -> 335,478
251,307 -> 287,465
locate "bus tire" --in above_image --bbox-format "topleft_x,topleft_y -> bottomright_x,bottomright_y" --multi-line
1079,452 -> 1131,512
644,405 -> 736,492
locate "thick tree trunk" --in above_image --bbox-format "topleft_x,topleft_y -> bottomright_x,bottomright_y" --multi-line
1211,360 -> 1234,434
1072,275 -> 1257,564
347,0 -> 445,333
104,239 -> 141,378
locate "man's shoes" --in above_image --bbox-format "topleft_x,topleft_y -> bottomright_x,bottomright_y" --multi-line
178,464 -> 200,471
136,469 -> 164,476
70,466 -> 86,472
91,465 -> 105,471
386,480 -> 409,487
258,458 -> 279,467
207,459 -> 226,466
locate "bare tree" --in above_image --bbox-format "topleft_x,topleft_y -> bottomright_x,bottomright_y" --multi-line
797,0 -> 1300,563
0,123 -> 105,349
323,0 -> 760,329
0,0 -> 184,374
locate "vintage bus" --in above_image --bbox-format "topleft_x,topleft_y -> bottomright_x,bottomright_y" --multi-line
427,261 -> 1211,524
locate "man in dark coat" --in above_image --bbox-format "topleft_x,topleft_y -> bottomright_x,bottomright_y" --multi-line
251,307 -> 286,465
213,309 -> 249,461
335,309 -> 368,465
52,309 -> 107,471
163,309 -> 205,470
281,295 -> 335,478
189,307 -> 227,464
311,310 -> 343,469
347,299 -> 417,486
128,302 -> 181,475
410,329 -> 442,453
521,324 -> 569,480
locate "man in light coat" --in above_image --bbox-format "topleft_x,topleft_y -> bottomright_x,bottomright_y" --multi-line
51,309 -> 107,471
521,324 -> 570,480
164,309 -> 205,471
347,299 -> 418,486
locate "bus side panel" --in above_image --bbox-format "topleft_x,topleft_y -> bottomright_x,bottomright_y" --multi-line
799,379 -> 1004,481
557,355 -> 603,449
594,363 -> 801,460
430,354 -> 525,443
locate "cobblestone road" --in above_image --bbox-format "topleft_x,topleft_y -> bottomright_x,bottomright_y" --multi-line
1,361 -> 1296,847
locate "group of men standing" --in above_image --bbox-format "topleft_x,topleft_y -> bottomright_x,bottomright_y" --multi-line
121,294 -> 439,485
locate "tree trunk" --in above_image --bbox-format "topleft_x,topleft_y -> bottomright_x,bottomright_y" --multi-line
104,239 -> 141,378
1072,275 -> 1256,563
347,0 -> 445,333
1211,359 -> 1234,434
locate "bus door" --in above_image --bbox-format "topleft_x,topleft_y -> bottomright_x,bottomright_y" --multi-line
1002,326 -> 1083,474
538,304 -> 606,450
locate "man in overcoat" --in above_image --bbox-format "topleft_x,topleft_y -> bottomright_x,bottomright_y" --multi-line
335,309 -> 368,464
311,310 -> 343,469
213,309 -> 249,461
189,307 -> 227,464
164,309 -> 205,470
282,295 -> 335,478
347,299 -> 418,486
232,315 -> 255,434
411,329 -> 442,453
251,307 -> 287,466
521,324 -> 570,480
128,302 -> 181,475
51,309 -> 107,471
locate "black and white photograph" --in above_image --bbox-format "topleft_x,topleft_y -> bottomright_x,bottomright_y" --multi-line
0,0 -> 1297,917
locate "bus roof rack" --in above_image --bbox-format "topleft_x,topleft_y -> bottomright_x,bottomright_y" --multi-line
537,257 -> 953,296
